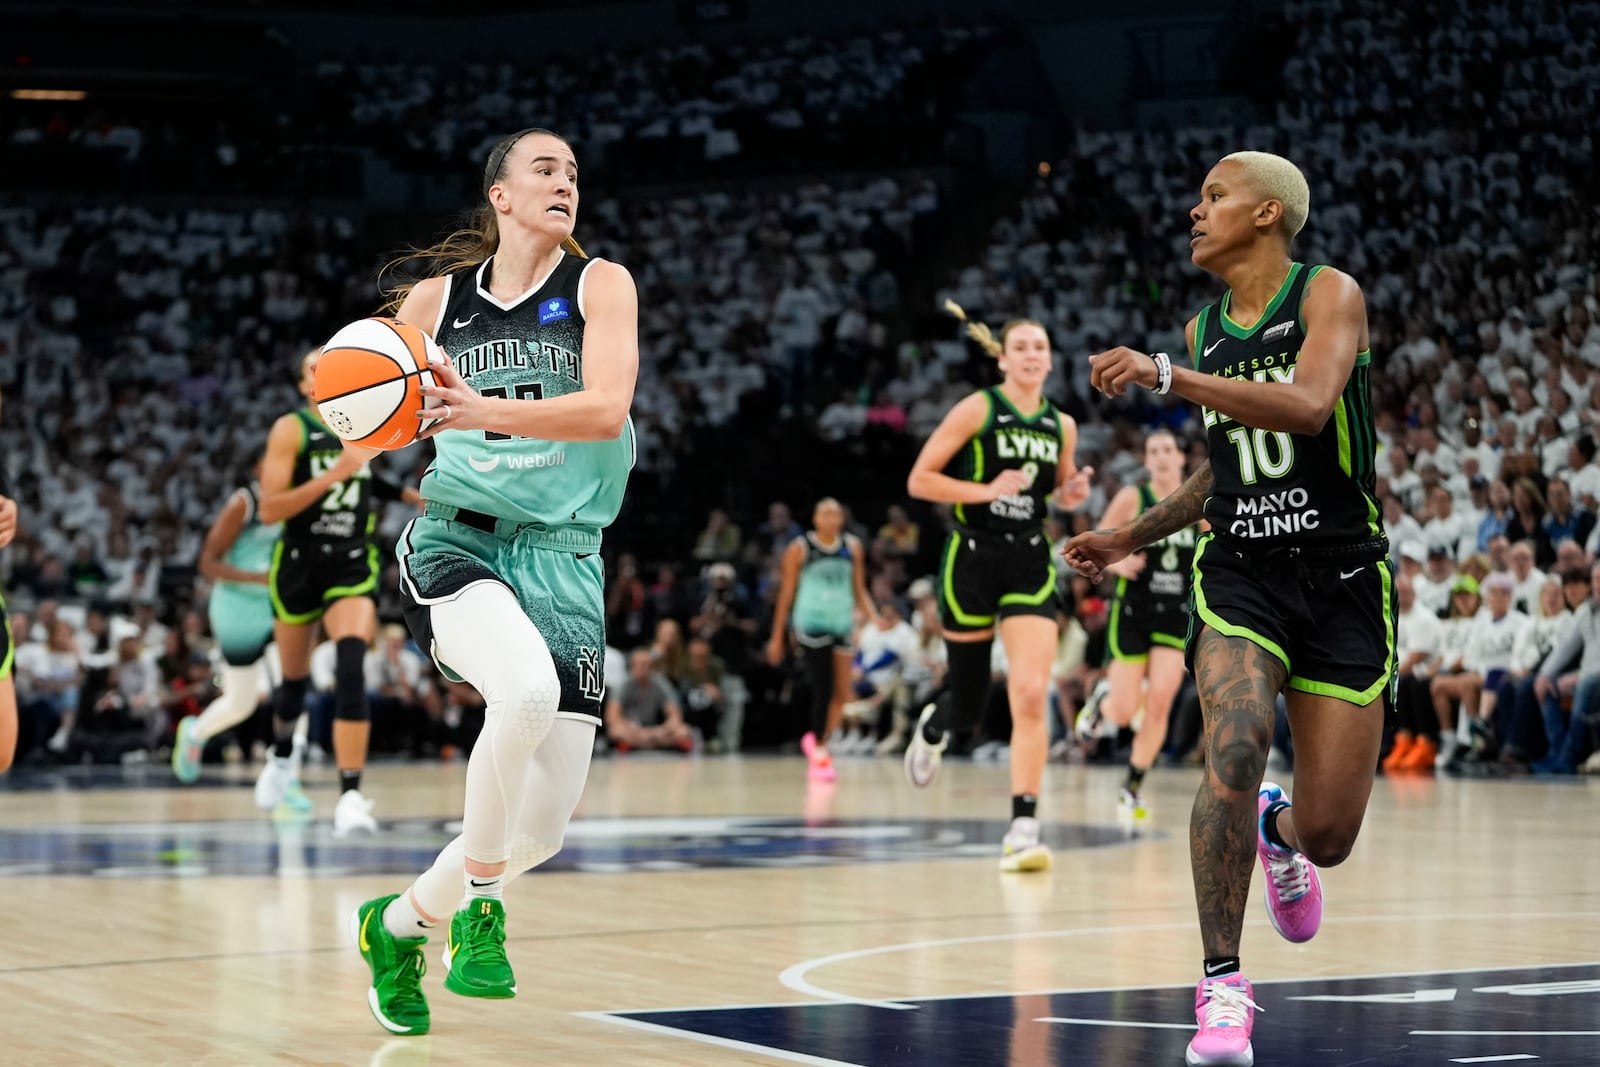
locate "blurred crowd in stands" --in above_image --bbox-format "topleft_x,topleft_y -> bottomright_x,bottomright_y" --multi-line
3,0 -> 1598,776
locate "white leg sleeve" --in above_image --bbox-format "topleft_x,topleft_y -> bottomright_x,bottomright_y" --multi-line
190,663 -> 265,743
403,718 -> 596,922
429,581 -> 561,865
505,717 -> 595,874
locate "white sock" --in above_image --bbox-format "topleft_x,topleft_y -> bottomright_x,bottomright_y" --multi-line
382,889 -> 438,940
464,871 -> 504,904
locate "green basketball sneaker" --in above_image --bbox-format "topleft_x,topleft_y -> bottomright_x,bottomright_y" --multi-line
351,894 -> 431,1035
442,898 -> 517,999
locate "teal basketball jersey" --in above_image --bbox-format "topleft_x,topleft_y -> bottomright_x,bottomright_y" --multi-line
220,484 -> 280,603
423,253 -> 635,533
791,532 -> 857,638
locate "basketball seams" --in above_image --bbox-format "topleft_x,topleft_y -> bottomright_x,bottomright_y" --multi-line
314,317 -> 440,449
375,316 -> 431,372
317,366 -> 431,405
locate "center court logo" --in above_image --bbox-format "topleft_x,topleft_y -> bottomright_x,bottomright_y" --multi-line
467,451 -> 566,473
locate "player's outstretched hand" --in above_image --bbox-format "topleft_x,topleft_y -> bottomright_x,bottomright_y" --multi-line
1060,527 -> 1132,582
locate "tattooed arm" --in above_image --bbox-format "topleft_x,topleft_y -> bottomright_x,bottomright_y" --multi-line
1118,461 -> 1213,552
1060,462 -> 1212,581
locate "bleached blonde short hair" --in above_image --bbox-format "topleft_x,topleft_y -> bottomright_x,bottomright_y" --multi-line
1222,151 -> 1310,238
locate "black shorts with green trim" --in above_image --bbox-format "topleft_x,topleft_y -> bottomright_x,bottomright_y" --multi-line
0,587 -> 12,680
1185,532 -> 1397,707
268,540 -> 380,625
938,528 -> 1059,634
1106,596 -> 1188,663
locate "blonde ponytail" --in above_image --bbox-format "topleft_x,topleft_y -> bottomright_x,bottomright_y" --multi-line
943,299 -> 1002,358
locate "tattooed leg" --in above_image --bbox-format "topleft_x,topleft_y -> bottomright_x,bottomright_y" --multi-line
1190,626 -> 1287,959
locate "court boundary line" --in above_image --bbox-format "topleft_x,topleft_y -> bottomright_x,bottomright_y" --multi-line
573,1011 -> 869,1067
778,913 -> 1600,1008
586,955 -> 1600,1017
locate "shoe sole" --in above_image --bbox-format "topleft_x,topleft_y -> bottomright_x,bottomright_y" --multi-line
1185,1044 -> 1253,1066
441,944 -> 518,999
348,908 -> 427,1035
999,846 -> 1052,873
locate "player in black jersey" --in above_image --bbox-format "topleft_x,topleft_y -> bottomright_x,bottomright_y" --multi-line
1063,151 -> 1394,1066
256,348 -> 422,833
0,387 -> 17,772
903,302 -> 1092,872
1093,429 -> 1198,819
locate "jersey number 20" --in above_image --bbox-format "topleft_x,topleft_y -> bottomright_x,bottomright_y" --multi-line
480,382 -> 545,441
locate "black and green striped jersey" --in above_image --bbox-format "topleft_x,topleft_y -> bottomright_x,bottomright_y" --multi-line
944,386 -> 1066,535
281,408 -> 402,549
1191,262 -> 1383,551
1116,483 -> 1196,608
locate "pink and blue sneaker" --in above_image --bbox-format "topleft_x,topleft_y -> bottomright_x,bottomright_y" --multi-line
1186,972 -> 1259,1066
1257,782 -> 1323,943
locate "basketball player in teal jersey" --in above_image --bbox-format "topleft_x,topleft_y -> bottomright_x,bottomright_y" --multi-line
171,461 -> 282,783
348,128 -> 637,1037
0,388 -> 17,771
1093,429 -> 1199,819
767,497 -> 879,782
1063,152 -> 1395,1066
255,350 -> 423,833
902,303 -> 1093,872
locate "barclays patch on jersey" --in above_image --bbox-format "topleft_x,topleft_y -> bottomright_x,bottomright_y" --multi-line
540,297 -> 571,324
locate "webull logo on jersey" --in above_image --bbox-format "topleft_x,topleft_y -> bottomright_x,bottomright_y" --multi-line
467,450 -> 567,474
1230,487 -> 1321,538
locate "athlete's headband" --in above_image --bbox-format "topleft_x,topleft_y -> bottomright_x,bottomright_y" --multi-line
482,128 -> 544,197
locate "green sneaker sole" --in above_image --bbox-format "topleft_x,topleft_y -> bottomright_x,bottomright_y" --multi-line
441,944 -> 518,999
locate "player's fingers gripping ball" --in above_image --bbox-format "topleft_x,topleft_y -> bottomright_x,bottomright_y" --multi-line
313,317 -> 445,450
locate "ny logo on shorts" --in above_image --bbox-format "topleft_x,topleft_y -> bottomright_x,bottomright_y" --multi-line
576,647 -> 604,703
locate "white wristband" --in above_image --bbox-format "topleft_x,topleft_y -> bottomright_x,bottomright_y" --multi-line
1151,352 -> 1173,395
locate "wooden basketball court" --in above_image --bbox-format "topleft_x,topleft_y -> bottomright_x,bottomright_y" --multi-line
2,756 -> 1596,1066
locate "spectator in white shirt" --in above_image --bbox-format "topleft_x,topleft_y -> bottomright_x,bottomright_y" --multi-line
1415,544 -> 1458,617
1384,494 -> 1424,563
1494,575 -> 1579,766
1568,436 -> 1600,512
1421,486 -> 1473,562
1384,573 -> 1447,771
839,599 -> 919,753
1432,572 -> 1527,767
1507,540 -> 1548,615
1385,447 -> 1424,515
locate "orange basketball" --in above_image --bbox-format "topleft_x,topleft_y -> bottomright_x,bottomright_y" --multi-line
312,317 -> 444,450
